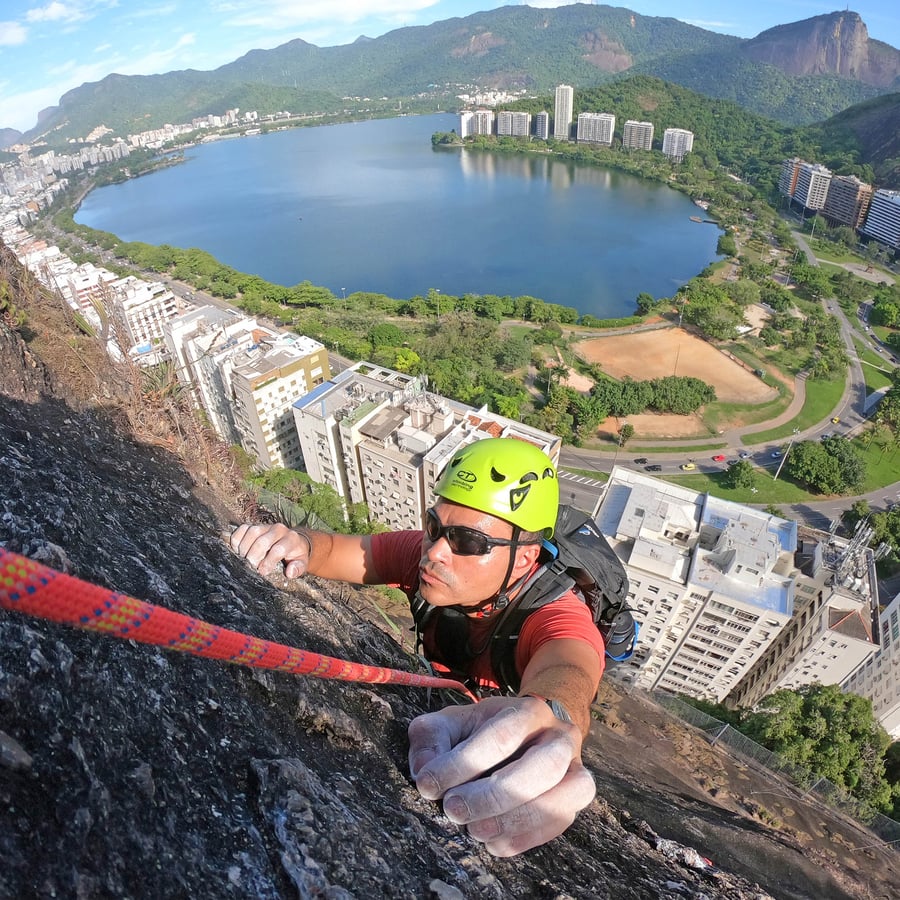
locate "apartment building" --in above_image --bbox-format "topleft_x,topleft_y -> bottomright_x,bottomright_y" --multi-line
576,112 -> 615,145
862,189 -> 900,250
728,526 -> 880,709
661,128 -> 694,162
793,162 -> 833,212
843,589 -> 900,739
622,120 -> 654,150
778,158 -> 803,198
595,468 -> 796,702
496,111 -> 532,138
534,111 -> 550,141
164,305 -> 265,444
107,275 -> 181,356
292,362 -> 561,531
554,85 -> 574,140
229,332 -> 329,470
822,174 -> 874,229
458,109 -> 494,138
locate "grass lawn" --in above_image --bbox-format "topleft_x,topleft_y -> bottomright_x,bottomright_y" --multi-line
667,468 -> 812,505
741,375 -> 845,444
853,337 -> 894,392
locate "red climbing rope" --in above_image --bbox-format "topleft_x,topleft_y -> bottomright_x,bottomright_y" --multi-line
0,548 -> 475,701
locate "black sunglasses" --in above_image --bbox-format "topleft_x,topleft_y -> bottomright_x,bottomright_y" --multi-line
424,507 -> 516,556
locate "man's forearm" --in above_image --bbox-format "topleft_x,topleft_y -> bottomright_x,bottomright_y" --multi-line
518,639 -> 602,737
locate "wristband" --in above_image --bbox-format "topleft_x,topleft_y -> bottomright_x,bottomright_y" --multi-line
293,529 -> 313,558
524,694 -> 573,724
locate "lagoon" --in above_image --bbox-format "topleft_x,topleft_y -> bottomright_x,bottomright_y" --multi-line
75,113 -> 722,319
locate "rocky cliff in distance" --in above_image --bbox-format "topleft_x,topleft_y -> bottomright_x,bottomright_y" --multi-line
743,11 -> 900,87
2,245 -> 899,899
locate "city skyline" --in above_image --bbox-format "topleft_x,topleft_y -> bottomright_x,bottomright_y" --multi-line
1,2 -> 898,134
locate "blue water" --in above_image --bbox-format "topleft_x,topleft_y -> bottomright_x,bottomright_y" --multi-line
76,114 -> 722,318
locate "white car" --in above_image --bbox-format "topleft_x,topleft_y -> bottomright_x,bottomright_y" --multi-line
771,450 -> 783,459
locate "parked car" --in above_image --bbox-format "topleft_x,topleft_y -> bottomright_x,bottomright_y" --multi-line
633,457 -> 648,465
644,464 -> 662,472
738,450 -> 751,459
771,450 -> 783,458
727,459 -> 740,467
680,462 -> 696,471
831,416 -> 840,424
712,454 -> 726,462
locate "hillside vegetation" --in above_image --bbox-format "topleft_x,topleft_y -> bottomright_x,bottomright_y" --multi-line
22,6 -> 899,147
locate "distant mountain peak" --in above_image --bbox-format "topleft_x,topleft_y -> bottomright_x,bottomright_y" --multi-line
743,10 -> 899,86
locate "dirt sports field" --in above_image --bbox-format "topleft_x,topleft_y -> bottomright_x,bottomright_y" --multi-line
571,326 -> 779,439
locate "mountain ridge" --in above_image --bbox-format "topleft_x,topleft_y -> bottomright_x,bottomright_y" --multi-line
12,6 -> 899,147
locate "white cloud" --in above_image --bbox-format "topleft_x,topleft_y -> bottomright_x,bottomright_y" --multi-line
0,21 -> 28,45
682,19 -> 737,31
26,2 -> 87,24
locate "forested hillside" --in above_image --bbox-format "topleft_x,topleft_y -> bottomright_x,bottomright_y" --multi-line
22,6 -> 898,147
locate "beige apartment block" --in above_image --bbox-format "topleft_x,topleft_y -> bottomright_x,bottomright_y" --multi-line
108,275 -> 182,354
823,174 -> 874,229
292,362 -> 561,531
596,468 -> 796,702
793,161 -> 832,212
230,332 -> 329,470
622,120 -> 654,150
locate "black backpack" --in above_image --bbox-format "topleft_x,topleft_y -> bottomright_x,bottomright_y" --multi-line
488,504 -> 638,693
411,505 -> 638,695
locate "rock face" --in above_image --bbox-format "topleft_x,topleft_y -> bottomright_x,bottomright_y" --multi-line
0,247 -> 895,898
742,11 -> 900,87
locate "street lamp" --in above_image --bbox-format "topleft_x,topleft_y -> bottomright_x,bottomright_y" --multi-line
773,428 -> 800,481
341,287 -> 346,306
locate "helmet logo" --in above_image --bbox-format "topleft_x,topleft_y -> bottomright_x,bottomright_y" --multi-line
509,484 -> 530,511
455,469 -> 477,483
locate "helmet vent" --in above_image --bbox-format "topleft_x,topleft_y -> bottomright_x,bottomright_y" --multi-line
520,472 -> 537,483
490,466 -> 505,482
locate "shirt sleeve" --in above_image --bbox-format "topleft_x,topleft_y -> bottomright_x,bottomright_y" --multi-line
370,530 -> 423,596
515,594 -> 606,679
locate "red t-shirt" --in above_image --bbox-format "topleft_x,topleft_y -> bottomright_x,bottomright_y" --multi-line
371,530 -> 605,692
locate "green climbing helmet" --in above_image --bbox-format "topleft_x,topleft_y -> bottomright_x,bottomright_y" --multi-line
434,437 -> 559,537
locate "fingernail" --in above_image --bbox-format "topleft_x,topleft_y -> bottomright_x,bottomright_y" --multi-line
443,794 -> 470,823
414,771 -> 441,800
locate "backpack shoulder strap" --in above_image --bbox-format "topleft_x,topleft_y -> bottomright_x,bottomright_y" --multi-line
488,561 -> 576,694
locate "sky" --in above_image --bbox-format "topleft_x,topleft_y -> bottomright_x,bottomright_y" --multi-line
1,1 -> 898,133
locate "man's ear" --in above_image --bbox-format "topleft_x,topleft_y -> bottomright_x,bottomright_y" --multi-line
512,542 -> 541,576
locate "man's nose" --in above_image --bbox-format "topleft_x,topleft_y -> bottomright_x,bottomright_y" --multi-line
423,534 -> 453,563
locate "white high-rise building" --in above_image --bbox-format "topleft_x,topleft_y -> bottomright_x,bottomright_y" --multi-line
862,190 -> 900,250
576,112 -> 615,145
595,468 -> 796,702
497,111 -> 531,137
458,110 -> 494,138
729,528 -> 880,709
793,162 -> 833,212
164,305 -> 263,444
843,589 -> 900,739
534,111 -> 550,140
661,128 -> 694,162
554,85 -> 574,140
107,275 -> 182,359
622,120 -> 654,150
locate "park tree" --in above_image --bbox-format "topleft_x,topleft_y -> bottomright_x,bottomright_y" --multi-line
726,459 -> 756,490
742,684 -> 893,811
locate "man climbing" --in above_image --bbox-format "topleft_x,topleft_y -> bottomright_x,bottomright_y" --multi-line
230,437 -> 604,857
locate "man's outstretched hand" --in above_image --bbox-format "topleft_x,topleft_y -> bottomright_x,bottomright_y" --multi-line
408,695 -> 595,857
